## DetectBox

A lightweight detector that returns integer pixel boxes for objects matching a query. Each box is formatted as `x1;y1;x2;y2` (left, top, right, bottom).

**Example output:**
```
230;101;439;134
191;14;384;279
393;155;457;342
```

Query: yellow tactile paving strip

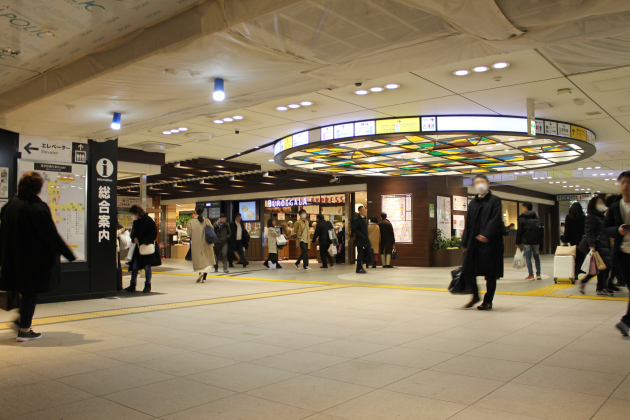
0;284;348;331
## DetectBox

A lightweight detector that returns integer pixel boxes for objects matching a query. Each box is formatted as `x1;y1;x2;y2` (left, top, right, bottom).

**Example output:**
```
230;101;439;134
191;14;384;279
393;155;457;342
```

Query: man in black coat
461;174;504;310
516;201;543;280
127;205;161;293
378;212;396;268
229;213;249;268
213;213;232;273
0;171;76;341
352;206;371;274
604;171;630;336
312;214;334;268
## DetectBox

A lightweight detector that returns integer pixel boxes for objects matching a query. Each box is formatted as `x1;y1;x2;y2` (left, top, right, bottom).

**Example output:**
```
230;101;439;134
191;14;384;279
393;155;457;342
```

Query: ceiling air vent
534;102;554;109
585;111;601;116
185;132;214;142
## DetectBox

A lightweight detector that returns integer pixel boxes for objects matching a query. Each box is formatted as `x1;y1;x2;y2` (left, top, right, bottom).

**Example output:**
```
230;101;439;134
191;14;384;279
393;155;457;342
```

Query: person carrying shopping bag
187;207;216;283
266;218;285;269
125;205;161;293
579;196;613;296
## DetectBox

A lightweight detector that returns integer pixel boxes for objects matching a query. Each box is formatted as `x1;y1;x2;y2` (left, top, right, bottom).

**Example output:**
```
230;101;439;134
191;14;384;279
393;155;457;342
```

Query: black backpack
525;217;544;244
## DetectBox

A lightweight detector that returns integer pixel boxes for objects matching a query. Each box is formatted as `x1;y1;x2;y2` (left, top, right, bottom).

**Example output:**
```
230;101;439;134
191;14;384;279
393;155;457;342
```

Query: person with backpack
187;206;216;283
212;213;231;273
312;214;335;268
516;202;544;280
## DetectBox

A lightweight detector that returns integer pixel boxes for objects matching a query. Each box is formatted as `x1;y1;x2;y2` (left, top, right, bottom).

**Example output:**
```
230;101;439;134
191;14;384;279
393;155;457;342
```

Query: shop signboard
266;197;308;208
292;131;309;147
321;126;334;141
421;116;436;131
376;118;420;134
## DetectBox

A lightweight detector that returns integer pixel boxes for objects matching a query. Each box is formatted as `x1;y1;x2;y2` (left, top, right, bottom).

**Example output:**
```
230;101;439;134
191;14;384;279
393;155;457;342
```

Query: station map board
381;193;412;243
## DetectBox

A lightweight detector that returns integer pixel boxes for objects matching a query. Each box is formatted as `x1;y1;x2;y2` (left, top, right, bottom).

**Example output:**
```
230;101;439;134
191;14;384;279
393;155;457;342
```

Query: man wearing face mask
294;209;311;270
461;174;504;310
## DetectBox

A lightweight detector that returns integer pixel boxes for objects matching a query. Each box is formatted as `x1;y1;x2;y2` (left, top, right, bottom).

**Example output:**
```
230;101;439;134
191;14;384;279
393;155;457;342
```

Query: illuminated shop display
272;116;596;176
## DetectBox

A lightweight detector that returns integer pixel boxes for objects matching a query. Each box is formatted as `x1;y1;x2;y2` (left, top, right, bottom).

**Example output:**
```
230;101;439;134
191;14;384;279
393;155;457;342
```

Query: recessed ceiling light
340;143;346;146
563;186;567;188
562;181;567;183
578;167;583;170
487;146;493;149
549;181;553;184
504;149;509;152
233;115;243;120
492;62;510;69
527;141;532;144
170;129;179;133
605;179;610;181
223;117;233;122
214;120;224;124
300;101;312;106
595;166;601;169
370;87;384;92
162;131;171;135
385;84;400;89
288;104;300;109
453;70;470;76
507;138;515;141
473;66;490;72
556;181;560;183
586;167;592;169
276;106;288;111
355;90;369;95
268;159;274;162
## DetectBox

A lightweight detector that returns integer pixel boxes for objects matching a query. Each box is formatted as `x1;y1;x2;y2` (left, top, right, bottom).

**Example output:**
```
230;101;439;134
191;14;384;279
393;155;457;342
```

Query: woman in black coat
0;171;76;341
378;213;396;268
562;202;586;281
125;205;160;293
579;196;612;296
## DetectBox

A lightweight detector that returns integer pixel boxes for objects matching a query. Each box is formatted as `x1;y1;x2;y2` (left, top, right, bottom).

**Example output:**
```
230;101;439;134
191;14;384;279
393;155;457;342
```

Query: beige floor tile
0;366;49;389
303;415;346;420
157;334;242;351
208;326;285;341
464;343;556;364
8;397;154;420
511;364;625;397
401;336;485;354
493;332;575;351
254;319;325;332
299;324;372;339
247;375;373;412
0;380;92;419
61;335;148;353
611;375;630;400
95;342;188;364
385;370;504;405
0;342;87;364
21;353;125;379
104;377;234;417
360;347;455;369
57;364;174;396
311;360;419;388
592;398;630;420
449;406;544;420
432;327;509;343
475;383;606;420
301;339;389;359
200;342;291;362
251;349;349;374
186;362;299;392
540;348;630;375
251;332;334;349
345;330;419;346
323;389;466;420
136;352;239;376
429;355;534;381
161;393;313;420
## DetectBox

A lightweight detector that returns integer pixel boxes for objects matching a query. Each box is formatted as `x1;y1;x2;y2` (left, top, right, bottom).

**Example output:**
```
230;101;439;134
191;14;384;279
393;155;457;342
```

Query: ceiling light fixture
300;101;312;106
111;112;121;130
492;62;510;69
385;84;400;89
473;66;490;72
223;117;233;122
595;166;601;169
178;127;187;131
213;78;225;101
355;90;369;95
453;70;470;76
276;106;288;111
557;88;572;95
213;120;224;124
170;129;179;133
268;159;274;162
288;104;300;109
162;131;171;135
370;87;384;92
233;115;243;120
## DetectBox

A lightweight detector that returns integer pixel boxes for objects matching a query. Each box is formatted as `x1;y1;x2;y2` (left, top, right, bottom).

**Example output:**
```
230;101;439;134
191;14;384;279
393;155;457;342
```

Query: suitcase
553;255;575;284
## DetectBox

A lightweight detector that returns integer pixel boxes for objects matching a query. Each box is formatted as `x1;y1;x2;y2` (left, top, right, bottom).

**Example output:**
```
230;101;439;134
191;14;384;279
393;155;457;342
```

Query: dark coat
378;218;396;254
461;191;504;279
516;210;541;245
229;221;250;248
584;209;611;266
352;215;371;248
312;220;333;246
604;196;625;267
562;214;585;246
212;220;231;246
0;194;76;294
129;214;161;269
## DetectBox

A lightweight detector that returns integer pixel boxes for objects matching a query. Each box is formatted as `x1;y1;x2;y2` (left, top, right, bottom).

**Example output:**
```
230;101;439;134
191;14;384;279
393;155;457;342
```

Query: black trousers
469;275;497;304
581;268;610;291
296;242;309;267
19;293;37;329
228;240;247;264
618;252;630;325
356;246;367;270
319;243;333;267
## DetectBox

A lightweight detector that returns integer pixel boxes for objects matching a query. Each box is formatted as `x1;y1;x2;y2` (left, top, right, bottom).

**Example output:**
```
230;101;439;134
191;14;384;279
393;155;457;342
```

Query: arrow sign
23;142;39;154
78;144;84;150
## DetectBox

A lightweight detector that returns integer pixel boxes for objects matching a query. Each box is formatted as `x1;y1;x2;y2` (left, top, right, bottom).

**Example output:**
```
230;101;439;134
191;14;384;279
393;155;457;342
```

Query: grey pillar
140;174;147;209
345;192;351;264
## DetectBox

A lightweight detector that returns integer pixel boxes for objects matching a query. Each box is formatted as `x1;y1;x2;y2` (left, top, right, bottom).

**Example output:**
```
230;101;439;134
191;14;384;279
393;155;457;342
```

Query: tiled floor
0;258;628;419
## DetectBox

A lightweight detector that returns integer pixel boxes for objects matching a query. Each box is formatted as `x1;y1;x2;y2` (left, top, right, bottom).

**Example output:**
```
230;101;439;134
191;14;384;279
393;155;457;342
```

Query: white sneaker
304;266;311;270
295;263;301;269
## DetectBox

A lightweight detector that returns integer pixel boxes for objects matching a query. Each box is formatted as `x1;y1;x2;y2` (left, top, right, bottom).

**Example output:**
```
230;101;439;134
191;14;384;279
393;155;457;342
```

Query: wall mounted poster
382;193;412;243
436;196;452;239
0;167;8;199
453;215;466;238
453;195;468;211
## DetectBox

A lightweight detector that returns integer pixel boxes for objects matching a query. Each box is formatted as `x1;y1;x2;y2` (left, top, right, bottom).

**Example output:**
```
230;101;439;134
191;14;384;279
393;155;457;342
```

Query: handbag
328;244;338;256
593;251;607;271
392;247;399;260
448;267;472;294
139;242;155;256
555;245;576;257
204;223;218;245
329;229;339;246
581;250;593;274
276;235;287;248
589;254;597;275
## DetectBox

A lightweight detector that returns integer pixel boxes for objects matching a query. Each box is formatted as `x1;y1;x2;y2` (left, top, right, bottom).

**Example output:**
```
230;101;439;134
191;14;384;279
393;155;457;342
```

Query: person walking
266;218;284;269
461;175;503;310
126;205;161;293
352;206;371;274
229;213;249;268
562;202;586;282
213;213;231;273
368;216;381;269
605;194;623;290
312;214;334;268
0;171;76;341
294;209;311;270
378;212;396;268
516;202;544;280
187;207;216;283
336;223;346;264
604;172;630;336
579;196;613;296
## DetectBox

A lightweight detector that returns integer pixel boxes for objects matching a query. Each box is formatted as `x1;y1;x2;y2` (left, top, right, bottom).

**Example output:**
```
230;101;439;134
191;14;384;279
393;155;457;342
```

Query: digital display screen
239;201;258;221
354;120;375;136
334;123;354;139
437;116;527;132
376;118;420;134
321;126;334;141
292;131;309;147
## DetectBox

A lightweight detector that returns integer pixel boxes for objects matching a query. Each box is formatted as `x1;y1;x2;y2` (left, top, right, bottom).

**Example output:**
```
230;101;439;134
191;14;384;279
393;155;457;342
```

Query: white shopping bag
513;248;526;269
581;250;593;274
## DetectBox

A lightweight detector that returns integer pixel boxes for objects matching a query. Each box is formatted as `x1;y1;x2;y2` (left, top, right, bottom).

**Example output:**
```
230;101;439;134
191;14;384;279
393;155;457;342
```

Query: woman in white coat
266;218;284;269
187;207;216;283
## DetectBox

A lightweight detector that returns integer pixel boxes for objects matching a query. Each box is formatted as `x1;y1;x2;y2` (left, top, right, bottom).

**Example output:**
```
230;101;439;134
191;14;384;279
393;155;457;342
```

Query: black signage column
89;139;118;293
